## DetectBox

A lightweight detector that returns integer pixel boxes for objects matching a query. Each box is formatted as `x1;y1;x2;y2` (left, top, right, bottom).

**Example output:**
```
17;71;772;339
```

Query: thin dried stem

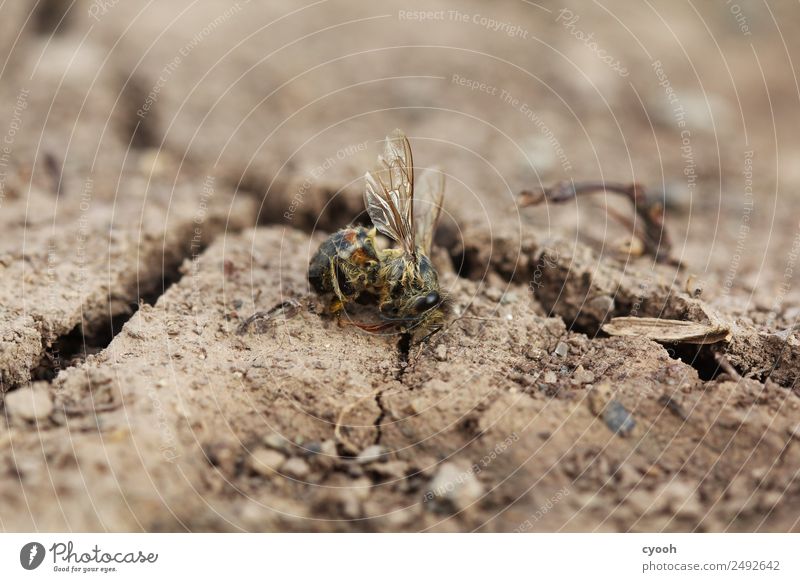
334;389;380;455
520;180;683;268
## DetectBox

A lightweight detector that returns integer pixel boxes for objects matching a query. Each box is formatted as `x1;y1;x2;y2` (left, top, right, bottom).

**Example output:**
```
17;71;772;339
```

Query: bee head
412;291;441;313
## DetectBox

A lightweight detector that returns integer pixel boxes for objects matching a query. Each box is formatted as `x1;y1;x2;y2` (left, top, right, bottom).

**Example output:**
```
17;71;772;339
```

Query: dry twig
520;180;682;267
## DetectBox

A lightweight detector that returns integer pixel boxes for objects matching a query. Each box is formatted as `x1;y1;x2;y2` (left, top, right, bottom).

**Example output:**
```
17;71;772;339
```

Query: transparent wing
364;129;416;256
413;167;445;255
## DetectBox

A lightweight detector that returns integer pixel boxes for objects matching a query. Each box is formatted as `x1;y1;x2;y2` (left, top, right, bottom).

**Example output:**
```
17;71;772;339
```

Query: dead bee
308;129;448;340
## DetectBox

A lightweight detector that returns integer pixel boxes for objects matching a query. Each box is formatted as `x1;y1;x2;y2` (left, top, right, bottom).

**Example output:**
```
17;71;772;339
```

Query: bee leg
327;257;349;318
415;324;443;345
409;326;442;361
237;299;302;334
329;298;345;320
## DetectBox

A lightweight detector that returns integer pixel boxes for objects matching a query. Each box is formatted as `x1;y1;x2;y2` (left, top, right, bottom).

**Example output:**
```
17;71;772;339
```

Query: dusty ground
2;0;800;532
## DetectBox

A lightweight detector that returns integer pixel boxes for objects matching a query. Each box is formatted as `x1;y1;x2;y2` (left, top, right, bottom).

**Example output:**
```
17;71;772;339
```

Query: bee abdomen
308;237;337;293
308;227;378;298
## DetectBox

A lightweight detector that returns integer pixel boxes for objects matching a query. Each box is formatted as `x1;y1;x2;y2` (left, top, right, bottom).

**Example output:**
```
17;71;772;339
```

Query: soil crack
18;225;251;390
372;333;413;446
373;389;387;446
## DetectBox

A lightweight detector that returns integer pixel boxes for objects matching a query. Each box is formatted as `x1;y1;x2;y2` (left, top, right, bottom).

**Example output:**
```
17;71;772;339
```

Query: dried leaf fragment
602;316;731;344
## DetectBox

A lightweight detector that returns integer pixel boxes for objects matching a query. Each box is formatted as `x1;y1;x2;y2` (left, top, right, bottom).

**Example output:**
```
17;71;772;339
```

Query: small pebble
282;457;310;479
500;291;518;305
205;442;239;474
356;445;388;464
4;387;53;421
758;491;783;511
427;462;484;512
526;348;542;360
368;460;408;479
602;400;636;437
263;433;291;453
543;371;558;384
125;328;145;339
347;464;365;478
340;478;373;517
628;490;665;515
249;449;286;477
572;365;595;385
308;439;339;470
485;287;503;302
435;345;447;362
632;482;703;519
554;342;569;357
303;441;323;455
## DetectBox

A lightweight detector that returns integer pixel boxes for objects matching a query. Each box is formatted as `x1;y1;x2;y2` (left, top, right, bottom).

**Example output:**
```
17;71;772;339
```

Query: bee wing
364;129;416;256
413;167;445;255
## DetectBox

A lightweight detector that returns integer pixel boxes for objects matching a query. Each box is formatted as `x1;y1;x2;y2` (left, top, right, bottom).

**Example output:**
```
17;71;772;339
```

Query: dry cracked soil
2;0;800;532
